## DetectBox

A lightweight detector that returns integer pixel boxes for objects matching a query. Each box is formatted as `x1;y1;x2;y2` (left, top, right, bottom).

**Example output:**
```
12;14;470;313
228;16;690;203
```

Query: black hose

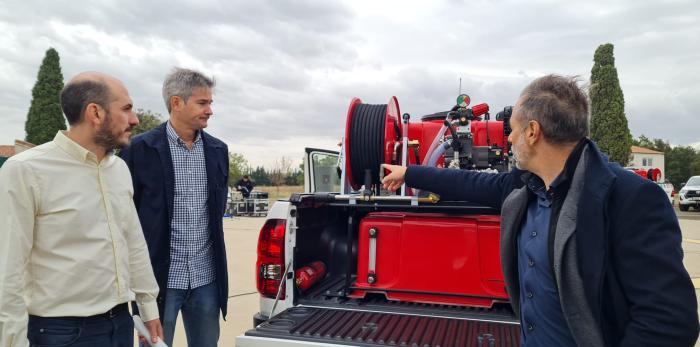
349;103;387;188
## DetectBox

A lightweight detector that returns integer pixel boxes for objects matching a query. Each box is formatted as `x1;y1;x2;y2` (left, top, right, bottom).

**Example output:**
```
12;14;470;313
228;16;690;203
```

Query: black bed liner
245;276;520;346
298;275;516;322
246;306;520;347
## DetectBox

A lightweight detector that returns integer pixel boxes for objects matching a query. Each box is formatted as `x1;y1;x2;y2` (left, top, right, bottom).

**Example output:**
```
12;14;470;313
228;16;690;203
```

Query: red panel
406;122;444;167
471;120;506;148
351;212;508;307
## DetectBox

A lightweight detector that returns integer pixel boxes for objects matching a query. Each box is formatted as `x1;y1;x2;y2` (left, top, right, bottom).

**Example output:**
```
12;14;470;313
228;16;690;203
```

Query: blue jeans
161;281;220;347
27;305;133;347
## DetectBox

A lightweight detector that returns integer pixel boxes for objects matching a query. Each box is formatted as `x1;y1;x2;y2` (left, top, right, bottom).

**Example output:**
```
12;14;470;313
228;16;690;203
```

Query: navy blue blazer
405;139;699;346
119;123;229;318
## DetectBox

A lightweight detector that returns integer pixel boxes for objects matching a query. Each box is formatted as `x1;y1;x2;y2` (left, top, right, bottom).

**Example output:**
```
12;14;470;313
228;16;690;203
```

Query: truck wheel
680;205;689;212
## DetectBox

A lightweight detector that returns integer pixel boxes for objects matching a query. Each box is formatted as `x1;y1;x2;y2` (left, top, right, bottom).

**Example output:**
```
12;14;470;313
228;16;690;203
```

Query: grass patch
255;185;304;201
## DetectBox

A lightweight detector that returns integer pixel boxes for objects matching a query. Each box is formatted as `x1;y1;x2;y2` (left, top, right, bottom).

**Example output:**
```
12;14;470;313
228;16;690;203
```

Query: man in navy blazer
120;68;229;347
383;75;698;346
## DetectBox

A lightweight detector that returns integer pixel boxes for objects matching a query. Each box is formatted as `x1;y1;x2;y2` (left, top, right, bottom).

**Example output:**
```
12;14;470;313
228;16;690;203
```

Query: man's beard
93;113;131;151
512;134;531;170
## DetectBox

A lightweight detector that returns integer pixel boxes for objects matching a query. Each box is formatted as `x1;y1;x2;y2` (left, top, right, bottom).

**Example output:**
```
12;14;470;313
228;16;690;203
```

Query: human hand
140;318;164;345
381;164;407;192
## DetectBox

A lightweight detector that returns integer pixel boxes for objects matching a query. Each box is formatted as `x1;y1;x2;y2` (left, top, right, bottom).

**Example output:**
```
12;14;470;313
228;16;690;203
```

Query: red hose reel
343;96;507;191
343;97;401;191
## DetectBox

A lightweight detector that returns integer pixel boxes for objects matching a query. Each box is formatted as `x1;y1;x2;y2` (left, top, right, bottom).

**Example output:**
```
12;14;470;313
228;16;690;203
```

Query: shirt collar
524;138;587;197
53;131;109;164
166;121;202;147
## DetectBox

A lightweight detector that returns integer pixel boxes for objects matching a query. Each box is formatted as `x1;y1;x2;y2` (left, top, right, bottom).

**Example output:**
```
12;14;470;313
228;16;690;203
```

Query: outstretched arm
383;164;519;209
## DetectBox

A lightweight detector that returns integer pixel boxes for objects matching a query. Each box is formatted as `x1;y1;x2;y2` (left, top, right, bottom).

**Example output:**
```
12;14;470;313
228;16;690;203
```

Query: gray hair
162;67;215;113
517;74;589;144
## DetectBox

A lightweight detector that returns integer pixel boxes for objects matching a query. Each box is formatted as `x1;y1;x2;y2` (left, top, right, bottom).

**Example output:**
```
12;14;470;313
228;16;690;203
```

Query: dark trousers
161;281;220;347
27;304;133;347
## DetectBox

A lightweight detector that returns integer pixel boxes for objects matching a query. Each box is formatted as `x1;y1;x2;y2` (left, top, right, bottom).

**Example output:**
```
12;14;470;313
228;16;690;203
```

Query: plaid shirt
165;122;216;289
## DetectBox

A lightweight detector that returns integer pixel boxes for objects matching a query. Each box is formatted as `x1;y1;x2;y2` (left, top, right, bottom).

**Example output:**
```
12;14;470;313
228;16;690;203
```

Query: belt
29;303;129;321
93;303;129;319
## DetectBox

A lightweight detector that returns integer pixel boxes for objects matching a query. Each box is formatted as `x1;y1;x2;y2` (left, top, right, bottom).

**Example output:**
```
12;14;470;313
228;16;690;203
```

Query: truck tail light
256;219;286;299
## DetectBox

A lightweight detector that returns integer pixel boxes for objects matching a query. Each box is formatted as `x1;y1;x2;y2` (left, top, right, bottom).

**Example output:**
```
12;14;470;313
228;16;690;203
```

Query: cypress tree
25;48;66;145
589;43;632;165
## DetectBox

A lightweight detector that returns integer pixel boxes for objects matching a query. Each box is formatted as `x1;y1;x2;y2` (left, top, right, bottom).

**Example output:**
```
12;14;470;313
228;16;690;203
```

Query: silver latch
368;227;378;284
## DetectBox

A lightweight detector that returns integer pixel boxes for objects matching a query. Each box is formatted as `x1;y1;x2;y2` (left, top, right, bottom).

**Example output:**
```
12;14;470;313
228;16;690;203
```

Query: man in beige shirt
0;72;163;347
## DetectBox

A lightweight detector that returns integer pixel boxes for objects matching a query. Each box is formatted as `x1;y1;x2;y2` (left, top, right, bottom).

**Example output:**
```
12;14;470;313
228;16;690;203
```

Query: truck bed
239;197;520;346
242;305;520;347
242;275;520;347
298;275;516;322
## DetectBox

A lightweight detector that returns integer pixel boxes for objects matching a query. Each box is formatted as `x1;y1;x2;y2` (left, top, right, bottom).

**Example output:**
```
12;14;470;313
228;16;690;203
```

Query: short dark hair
518;75;589;144
60;80;111;125
243;175;250;179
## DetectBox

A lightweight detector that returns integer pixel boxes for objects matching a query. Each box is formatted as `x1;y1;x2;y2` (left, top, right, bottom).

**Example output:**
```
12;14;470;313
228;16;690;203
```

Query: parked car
679;176;700;211
657;181;675;205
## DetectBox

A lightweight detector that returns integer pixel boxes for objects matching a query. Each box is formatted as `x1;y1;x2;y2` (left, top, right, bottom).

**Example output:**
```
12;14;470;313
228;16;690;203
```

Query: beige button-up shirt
0;131;159;347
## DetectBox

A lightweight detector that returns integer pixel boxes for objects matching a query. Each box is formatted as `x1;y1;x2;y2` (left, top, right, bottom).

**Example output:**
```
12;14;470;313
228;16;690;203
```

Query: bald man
0;72;163;347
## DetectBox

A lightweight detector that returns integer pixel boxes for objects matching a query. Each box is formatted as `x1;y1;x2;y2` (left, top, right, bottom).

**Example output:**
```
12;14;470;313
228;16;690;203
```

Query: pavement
678;210;700;347
165;210;700;346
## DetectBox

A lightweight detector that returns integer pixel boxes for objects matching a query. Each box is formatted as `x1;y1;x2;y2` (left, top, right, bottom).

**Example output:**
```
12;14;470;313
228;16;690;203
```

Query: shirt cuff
136;300;160;322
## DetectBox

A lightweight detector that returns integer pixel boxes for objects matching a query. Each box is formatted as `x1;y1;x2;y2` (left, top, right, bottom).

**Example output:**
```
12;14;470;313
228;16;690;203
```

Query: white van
679;176;700;211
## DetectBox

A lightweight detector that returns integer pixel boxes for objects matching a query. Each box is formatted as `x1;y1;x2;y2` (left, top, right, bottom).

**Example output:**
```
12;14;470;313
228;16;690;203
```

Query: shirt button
527;324;534;331
531;231;537;237
527;292;534;299
528;259;535;267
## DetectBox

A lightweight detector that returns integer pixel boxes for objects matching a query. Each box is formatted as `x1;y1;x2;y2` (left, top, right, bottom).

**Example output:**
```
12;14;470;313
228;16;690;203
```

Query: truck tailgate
239;306;520;347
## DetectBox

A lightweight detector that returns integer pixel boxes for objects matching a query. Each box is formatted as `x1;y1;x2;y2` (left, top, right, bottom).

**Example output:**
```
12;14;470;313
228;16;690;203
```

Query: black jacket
405;139;699;346
235;178;254;198
119;123;229;318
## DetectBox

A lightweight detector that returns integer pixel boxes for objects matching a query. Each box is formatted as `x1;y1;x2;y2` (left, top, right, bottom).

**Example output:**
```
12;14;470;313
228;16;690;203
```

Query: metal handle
367;227;378;284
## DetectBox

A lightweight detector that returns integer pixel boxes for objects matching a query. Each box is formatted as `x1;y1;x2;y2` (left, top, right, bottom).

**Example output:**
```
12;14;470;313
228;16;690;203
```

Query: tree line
228;153;303;188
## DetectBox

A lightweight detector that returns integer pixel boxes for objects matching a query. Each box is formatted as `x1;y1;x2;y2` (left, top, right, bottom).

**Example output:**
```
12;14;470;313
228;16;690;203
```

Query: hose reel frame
344;97;401;191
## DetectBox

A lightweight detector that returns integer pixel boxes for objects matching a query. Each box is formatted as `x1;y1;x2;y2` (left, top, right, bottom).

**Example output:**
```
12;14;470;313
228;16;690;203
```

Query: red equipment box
350;212;508;307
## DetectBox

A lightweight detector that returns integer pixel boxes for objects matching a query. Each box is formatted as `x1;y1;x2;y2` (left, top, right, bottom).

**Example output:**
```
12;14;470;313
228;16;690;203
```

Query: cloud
0;0;698;168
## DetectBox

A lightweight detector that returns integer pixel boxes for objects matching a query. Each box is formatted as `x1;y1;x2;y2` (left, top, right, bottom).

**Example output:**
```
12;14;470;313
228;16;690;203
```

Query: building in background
0;140;35;168
629;145;665;180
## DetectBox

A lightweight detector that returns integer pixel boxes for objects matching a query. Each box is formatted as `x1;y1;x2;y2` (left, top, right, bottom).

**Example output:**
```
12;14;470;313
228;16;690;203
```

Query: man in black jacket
236;175;254;198
120;68;229;347
382;75;699;346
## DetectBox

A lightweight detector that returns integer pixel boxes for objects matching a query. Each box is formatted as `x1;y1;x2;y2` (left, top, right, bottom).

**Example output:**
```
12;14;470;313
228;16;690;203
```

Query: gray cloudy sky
1;0;698;168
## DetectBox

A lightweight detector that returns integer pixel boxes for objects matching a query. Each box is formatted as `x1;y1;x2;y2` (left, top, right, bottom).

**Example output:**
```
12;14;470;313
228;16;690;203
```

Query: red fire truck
236;95;521;346
627;167;676;204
